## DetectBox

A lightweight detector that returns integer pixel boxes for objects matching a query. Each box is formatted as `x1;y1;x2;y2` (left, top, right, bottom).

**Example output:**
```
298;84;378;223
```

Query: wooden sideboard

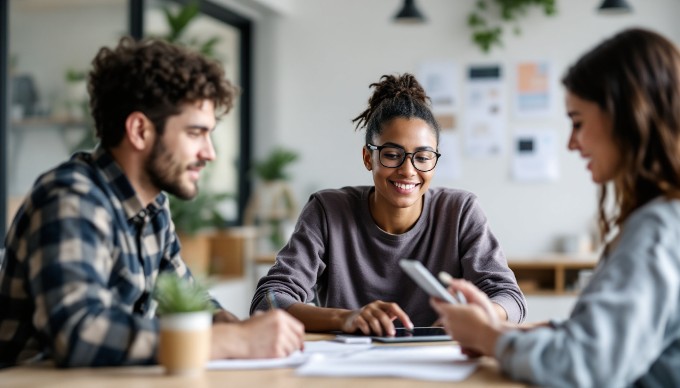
253;253;599;296
508;254;598;295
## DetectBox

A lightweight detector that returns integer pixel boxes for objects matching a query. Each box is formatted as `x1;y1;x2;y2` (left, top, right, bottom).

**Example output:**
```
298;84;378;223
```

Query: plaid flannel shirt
0;147;219;367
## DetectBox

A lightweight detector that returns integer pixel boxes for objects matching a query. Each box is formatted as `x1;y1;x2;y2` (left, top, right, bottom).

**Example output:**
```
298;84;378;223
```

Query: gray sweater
250;186;526;325
496;198;680;387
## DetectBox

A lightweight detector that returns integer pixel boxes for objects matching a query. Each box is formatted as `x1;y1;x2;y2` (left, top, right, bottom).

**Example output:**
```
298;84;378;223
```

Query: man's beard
145;138;205;200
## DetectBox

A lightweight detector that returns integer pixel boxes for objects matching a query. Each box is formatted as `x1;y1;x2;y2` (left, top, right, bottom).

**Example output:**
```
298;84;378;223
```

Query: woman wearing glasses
250;73;526;336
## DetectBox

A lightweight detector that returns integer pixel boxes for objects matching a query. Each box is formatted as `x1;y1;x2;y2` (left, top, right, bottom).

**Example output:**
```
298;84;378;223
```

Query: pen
266;290;279;310
437;272;467;304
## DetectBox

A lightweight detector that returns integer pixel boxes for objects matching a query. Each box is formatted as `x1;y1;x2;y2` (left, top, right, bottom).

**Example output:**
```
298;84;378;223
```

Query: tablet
370;327;451;343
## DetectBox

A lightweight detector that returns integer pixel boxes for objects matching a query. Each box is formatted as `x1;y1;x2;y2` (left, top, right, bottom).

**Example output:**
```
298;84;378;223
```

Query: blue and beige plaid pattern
0;147;217;367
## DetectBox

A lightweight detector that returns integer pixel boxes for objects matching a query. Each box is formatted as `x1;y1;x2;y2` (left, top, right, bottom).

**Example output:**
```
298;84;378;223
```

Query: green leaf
468;0;557;54
169;190;235;236
162;1;201;43
153;273;215;315
252;148;299;181
65;68;86;82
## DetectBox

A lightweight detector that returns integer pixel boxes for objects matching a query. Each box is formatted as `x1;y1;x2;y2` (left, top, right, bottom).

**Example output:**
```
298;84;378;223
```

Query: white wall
8;1;127;196
246;0;680;256
8;0;680;257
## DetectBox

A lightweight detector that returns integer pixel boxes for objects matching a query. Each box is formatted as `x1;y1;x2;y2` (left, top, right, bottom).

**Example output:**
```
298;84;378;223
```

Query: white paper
303;340;374;355
418;61;460;143
418;61;458;112
296;345;478;382
207;340;373;370
207;351;309;370
464;65;505;158
511;128;559;182
513;60;554;119
432;131;461;182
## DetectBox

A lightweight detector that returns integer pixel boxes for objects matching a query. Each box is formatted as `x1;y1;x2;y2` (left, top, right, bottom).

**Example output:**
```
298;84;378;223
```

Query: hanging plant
468;0;557;53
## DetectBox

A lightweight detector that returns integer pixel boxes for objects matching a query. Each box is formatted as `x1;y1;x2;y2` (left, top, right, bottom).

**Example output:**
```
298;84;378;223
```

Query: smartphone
399;259;459;304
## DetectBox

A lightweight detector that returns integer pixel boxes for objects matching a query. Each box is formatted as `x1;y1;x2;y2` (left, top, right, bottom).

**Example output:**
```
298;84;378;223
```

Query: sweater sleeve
458;196;527;323
495;204;680;387
250;196;327;314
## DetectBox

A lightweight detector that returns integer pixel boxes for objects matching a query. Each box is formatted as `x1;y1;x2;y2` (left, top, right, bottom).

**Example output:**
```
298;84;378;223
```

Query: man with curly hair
0;37;304;368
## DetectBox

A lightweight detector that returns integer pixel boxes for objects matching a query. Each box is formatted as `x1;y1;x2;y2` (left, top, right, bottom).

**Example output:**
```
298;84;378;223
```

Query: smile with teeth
392;181;418;191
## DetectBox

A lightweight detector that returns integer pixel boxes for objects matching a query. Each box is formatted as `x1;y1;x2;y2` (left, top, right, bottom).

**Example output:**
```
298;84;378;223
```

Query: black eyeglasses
366;143;441;172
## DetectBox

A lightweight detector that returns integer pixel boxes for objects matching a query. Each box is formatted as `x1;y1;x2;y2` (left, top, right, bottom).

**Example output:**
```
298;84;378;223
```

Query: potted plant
153;273;214;376
245;147;299;251
169;189;233;277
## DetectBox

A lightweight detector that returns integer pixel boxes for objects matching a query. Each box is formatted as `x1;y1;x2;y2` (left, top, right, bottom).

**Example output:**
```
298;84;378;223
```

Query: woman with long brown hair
432;28;680;386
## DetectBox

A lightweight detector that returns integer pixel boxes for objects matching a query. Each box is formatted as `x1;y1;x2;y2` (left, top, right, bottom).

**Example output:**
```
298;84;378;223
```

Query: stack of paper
207;340;478;382
207;340;372;370
296;345;478;382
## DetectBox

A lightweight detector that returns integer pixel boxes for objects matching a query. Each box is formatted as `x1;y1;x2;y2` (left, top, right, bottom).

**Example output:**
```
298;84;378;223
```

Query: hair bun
353;73;430;131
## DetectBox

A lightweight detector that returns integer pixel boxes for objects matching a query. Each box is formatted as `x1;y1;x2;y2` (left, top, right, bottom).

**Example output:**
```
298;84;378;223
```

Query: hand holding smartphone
399;259;466;304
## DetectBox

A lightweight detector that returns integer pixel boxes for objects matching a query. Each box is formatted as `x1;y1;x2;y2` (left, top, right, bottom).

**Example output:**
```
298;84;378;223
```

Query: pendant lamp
598;0;633;14
393;0;426;24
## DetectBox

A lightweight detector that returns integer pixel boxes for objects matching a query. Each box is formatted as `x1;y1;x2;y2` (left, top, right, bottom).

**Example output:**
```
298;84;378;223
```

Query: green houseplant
153;272;215;315
246;148;299;250
169;190;233;237
252;147;299;181
158;1;220;58
468;0;557;53
168;184;234;276
153;273;213;376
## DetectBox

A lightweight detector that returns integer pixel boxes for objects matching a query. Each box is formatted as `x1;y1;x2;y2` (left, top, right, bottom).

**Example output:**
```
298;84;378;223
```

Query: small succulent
152;273;215;315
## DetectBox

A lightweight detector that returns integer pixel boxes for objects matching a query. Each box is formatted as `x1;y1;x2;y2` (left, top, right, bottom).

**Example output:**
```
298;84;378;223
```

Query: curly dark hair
88;36;238;149
352;73;440;145
562;28;680;245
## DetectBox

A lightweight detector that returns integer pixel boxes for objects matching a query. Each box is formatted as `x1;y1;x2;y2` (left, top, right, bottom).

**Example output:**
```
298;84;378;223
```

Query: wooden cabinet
178;227;257;279
508;254;598;295
210;227;257;278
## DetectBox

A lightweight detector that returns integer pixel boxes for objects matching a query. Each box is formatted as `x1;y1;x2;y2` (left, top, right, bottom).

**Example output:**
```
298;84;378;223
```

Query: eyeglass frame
366;143;441;172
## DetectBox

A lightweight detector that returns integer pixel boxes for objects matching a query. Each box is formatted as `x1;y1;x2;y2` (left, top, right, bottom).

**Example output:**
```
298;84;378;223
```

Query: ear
362;146;372;171
124;111;154;151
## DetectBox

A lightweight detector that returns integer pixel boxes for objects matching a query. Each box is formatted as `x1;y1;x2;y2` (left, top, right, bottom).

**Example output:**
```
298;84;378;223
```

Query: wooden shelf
508;254;598;295
251;252;598;296
254;253;276;266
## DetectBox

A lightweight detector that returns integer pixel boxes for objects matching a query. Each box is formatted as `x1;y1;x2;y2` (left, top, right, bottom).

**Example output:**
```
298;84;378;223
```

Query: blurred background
2;0;675;318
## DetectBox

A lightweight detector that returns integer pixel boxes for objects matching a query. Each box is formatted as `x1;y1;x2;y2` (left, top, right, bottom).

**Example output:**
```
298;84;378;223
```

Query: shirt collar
87;146;167;221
